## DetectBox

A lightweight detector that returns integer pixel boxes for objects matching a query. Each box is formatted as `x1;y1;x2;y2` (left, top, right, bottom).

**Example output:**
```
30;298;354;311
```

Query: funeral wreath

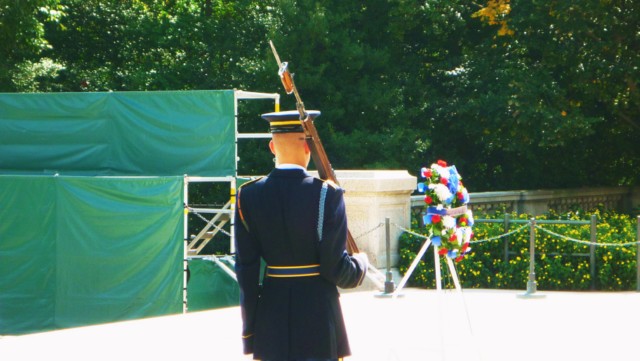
417;160;474;261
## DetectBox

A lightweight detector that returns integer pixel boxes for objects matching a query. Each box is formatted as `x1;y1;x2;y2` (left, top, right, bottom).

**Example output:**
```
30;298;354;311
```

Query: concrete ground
2;288;639;361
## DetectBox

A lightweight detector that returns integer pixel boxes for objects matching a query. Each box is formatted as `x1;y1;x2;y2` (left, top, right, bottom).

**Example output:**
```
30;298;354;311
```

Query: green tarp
0;90;236;176
187;258;239;312
0;90;243;335
0;175;184;335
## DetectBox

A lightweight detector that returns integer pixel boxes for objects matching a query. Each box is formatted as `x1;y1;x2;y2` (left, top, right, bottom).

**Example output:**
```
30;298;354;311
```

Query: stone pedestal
315;170;417;269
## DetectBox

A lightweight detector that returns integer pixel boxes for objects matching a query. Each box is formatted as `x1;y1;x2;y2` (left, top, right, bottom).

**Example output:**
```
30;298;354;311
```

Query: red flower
425;169;432;178
440;178;448;186
455;255;464;262
457;191;464;200
424;195;433;204
461;242;469;253
437;160;448;167
458;217;467;226
432;215;441;223
449;234;457;243
438;248;449;255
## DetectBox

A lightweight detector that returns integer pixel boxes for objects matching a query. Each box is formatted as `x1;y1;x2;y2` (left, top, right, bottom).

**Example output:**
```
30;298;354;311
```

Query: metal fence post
518;217;545;299
384;217;395;294
526;218;537;294
517;218;545;298
590;214;597;290
504;213;511;263
518;218;545;299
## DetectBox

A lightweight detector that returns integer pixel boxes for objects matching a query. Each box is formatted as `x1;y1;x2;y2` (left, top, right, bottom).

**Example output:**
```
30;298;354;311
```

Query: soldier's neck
275;154;309;169
276;163;306;170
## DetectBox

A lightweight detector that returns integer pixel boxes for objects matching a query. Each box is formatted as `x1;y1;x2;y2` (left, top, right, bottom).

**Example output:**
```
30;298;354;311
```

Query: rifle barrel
269;40;283;67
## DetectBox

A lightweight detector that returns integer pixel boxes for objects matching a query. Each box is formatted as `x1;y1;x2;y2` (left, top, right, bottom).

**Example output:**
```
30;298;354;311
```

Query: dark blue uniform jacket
234;168;367;360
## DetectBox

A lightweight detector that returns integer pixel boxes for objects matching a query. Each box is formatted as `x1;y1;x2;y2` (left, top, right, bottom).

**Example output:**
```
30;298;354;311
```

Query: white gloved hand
352;252;369;269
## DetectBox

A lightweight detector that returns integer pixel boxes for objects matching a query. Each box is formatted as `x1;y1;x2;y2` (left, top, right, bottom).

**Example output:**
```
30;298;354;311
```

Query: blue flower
417;182;426;193
447;166;460;195
445;194;455;205
423;214;430;225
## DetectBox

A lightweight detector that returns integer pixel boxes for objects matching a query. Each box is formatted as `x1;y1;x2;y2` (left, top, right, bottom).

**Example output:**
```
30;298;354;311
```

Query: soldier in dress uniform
234;110;369;361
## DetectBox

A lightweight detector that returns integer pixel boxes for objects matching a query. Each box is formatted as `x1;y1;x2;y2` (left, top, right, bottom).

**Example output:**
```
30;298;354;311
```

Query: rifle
269;40;360;255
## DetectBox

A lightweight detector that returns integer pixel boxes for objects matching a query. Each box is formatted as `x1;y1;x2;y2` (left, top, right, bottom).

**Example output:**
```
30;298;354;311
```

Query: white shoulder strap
317;182;329;241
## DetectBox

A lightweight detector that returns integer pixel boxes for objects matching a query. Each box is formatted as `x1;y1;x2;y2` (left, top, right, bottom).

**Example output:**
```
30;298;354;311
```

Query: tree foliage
0;0;65;91
1;0;638;190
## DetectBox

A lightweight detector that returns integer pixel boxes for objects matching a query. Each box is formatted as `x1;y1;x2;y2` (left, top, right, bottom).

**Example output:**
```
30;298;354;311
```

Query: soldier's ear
303;140;310;154
269;140;276;155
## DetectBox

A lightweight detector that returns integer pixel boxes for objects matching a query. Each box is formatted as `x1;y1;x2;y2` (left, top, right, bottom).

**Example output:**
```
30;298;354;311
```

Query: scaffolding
183;90;279;255
181;90;280;312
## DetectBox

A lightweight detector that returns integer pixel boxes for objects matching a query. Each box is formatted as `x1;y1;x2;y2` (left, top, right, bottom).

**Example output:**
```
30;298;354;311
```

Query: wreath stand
392;237;461;298
391;237;480;360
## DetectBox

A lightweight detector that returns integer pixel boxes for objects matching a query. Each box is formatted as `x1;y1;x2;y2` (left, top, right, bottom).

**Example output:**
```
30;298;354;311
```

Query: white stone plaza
2;288;639;361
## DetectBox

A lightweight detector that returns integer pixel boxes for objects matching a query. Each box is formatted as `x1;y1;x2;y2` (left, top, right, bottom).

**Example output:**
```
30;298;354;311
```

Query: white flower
464;228;472;243
434;184;452;202
454;229;465;246
455;227;473;245
432;164;449;179
442;216;456;229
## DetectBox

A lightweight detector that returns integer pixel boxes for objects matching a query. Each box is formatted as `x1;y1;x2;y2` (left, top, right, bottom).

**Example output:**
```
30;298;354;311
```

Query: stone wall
412;186;640;217
312;170;417;268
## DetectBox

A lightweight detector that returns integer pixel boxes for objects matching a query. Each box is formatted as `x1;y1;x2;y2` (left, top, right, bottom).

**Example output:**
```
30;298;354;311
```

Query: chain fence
388;218;640;247
184;206;640;291
535;225;640;247
185;209;640;252
376;216;640;292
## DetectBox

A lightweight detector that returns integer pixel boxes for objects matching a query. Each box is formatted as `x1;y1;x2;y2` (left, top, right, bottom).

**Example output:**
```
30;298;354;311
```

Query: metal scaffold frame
182;90;280;312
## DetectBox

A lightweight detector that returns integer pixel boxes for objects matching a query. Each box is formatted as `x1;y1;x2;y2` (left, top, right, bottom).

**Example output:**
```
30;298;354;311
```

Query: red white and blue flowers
417;160;474;262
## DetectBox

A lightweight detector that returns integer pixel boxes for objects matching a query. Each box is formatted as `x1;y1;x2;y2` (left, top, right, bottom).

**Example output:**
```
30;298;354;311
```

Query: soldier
234;110;368;361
